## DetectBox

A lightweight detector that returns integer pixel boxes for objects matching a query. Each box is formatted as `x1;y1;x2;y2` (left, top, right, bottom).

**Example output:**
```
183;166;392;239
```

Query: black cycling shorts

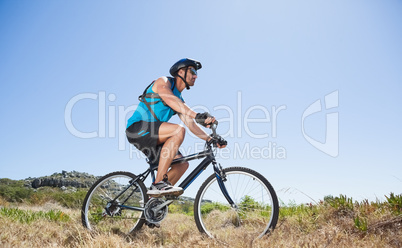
126;121;163;164
126;121;182;165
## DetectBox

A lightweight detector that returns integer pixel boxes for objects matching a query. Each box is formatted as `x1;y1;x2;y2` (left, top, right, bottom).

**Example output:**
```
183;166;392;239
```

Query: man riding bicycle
126;58;227;197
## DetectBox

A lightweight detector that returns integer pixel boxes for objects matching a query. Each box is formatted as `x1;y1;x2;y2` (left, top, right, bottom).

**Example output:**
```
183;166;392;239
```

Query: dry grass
0;200;401;248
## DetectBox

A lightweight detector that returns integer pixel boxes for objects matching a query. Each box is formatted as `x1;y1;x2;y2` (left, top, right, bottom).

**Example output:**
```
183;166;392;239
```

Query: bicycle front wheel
194;167;279;242
81;171;147;235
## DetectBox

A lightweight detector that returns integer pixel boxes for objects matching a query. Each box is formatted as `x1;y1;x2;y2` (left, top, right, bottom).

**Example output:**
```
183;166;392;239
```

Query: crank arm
152;200;173;213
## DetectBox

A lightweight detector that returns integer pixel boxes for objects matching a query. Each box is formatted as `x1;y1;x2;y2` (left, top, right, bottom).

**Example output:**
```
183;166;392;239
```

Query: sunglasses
188;67;197;76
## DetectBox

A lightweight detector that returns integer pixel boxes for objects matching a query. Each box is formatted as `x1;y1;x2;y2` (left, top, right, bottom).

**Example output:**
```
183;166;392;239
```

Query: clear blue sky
1;0;401;204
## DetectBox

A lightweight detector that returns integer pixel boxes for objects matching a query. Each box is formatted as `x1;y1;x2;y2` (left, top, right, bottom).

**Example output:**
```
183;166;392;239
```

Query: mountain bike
81;124;279;243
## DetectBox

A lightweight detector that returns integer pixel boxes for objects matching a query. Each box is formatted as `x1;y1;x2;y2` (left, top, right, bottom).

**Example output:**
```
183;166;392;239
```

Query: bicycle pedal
146;222;160;229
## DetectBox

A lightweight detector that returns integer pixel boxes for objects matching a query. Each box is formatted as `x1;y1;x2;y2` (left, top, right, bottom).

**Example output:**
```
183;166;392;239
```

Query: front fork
212;161;236;208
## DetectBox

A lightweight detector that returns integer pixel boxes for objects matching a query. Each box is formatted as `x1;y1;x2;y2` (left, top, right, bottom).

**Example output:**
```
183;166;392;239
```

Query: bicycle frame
114;142;236;213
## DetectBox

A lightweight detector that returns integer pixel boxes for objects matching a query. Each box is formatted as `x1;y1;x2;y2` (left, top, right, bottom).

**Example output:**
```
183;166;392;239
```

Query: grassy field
0;190;401;248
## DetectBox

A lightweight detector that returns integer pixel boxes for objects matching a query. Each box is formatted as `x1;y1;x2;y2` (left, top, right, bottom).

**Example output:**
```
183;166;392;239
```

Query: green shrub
240;195;259;209
169;201;194;216
0;179;88;208
0;179;33;202
0;207;70;224
28;187;88;208
325;194;354;211
385;192;402;215
50;190;87;208
354;215;368;232
200;202;230;215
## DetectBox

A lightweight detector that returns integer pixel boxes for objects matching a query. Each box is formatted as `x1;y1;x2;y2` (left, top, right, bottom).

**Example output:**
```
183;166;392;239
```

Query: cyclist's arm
178;113;211;141
154;77;196;119
180;113;226;148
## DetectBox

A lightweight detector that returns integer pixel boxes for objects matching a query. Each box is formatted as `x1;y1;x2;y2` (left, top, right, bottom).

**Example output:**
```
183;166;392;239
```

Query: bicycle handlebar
210;121;218;138
206;122;221;148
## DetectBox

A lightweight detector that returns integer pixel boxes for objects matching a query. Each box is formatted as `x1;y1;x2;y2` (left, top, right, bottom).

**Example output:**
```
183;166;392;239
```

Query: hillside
0;173;401;247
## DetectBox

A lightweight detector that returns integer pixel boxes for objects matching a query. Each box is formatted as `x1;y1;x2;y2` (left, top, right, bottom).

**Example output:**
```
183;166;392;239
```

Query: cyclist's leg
155;122;186;183
167;153;189;185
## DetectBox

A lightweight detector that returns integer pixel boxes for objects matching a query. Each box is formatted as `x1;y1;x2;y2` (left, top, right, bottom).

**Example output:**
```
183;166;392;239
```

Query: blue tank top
127;78;184;128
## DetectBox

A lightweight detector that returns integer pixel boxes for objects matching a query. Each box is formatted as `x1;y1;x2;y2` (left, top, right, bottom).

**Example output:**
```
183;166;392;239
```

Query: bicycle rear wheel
81;171;147;235
194;167;279;243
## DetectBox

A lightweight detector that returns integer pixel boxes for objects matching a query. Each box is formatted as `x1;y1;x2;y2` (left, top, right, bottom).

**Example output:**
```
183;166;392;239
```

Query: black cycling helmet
169;58;202;90
169;58;202;76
